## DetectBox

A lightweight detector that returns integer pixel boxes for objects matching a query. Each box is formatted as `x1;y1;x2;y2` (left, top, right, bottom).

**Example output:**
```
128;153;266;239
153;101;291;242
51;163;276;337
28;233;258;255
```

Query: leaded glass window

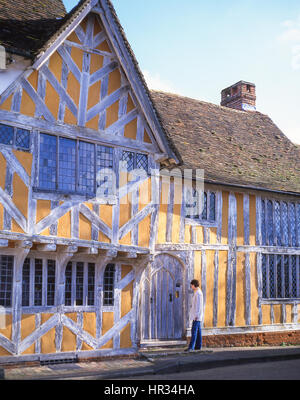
96;145;114;197
65;262;72;307
64;261;96;307
0;124;13;145
87;263;95;306
79;141;95;195
0;255;14;307
58;137;76;192
21;258;56;307
103;264;115;306
0;124;30;150
47;260;56;306
22;258;30;307
34;259;43;306
121;150;148;173
262;254;300;299
39;133;57;190
260;198;300;248
75;262;84;306
38;133;115;197
185;189;216;223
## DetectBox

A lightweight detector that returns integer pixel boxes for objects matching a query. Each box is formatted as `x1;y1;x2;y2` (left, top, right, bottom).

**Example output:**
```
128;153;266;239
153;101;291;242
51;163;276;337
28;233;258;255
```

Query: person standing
186;279;203;352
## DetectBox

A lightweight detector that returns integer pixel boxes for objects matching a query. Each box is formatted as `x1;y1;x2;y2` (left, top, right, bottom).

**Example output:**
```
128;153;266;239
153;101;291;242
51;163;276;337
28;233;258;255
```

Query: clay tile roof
0;0;67;56
150;90;300;195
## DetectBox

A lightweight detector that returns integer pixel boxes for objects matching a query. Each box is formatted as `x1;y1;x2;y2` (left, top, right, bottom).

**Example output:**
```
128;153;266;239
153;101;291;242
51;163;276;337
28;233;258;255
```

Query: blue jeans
189;320;202;350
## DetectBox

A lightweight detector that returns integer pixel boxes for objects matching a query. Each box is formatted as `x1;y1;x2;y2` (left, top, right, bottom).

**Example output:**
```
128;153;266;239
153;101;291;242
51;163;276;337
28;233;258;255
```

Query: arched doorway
140;254;185;342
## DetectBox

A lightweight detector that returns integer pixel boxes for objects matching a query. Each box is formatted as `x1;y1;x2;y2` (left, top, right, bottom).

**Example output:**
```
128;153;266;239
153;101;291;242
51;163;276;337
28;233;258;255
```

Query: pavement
1;345;300;380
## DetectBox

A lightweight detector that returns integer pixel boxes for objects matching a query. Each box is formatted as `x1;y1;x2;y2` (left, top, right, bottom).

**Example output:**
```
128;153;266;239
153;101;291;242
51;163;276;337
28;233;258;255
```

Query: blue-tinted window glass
282;202;288;246
209;192;216;221
290;203;297;247
136;153;148;172
39;133;57;190
202;192;207;220
0;255;14;307
267;200;274;246
78;141;95;195
87;263;95;306
34;259;43;307
22;258;30;307
65;262;72;306
16;128;30;150
0;124;14;145
122;151;134;172
58;137;76;192
97;145;114;196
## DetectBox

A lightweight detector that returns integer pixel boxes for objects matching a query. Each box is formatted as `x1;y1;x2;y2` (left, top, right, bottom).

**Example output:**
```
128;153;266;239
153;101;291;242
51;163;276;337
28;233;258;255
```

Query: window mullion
76;139;79;192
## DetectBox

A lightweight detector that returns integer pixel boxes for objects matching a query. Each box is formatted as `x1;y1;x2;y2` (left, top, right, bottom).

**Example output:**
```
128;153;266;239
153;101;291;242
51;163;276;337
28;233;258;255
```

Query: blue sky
63;0;300;144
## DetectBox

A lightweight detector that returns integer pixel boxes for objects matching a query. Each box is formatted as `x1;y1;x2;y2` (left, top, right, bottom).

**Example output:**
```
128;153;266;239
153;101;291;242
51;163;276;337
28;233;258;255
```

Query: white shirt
189;288;204;322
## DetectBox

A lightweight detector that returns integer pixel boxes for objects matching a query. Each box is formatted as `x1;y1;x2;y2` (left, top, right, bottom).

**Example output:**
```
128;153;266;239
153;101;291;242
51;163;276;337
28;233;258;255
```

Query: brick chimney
221;81;256;111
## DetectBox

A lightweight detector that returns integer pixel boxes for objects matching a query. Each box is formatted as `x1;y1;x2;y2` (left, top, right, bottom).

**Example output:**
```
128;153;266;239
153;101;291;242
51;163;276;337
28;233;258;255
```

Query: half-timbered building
0;0;299;363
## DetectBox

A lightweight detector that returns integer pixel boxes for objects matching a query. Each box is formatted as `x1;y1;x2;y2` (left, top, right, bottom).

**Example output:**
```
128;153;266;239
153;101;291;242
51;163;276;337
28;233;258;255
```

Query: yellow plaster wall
101;312;114;349
235;252;246;327
203;250;215;328
40;314;56;354
21;314;36;355
57;204;71;238
120;323;132;348
217;251;228;328
250;253;259;326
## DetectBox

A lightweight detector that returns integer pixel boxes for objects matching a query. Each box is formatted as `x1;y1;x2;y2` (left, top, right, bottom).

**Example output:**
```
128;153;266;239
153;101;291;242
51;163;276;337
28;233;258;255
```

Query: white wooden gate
140;254;184;341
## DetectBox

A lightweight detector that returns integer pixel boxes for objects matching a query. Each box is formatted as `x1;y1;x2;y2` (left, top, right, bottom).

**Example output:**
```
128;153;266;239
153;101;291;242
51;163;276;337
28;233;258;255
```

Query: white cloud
142;70;179;94
278;15;300;70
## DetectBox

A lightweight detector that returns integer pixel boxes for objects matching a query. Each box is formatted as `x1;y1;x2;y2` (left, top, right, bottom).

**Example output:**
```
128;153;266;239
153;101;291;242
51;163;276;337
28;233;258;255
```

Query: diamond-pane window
262;254;300;299
0;124;14;145
261;198;300;248
136;153;148;172
15;128;30;150
122;151;134;172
